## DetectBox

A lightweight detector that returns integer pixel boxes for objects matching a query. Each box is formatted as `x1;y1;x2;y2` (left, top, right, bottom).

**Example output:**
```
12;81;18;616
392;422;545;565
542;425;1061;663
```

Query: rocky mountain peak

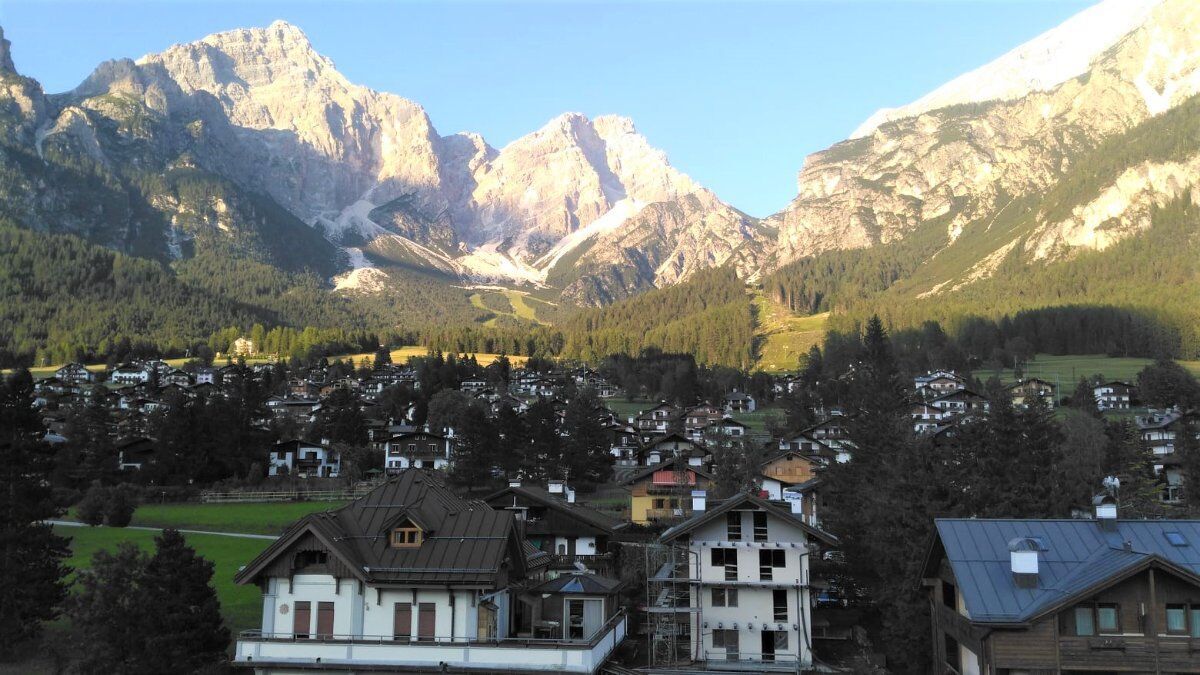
0;26;16;75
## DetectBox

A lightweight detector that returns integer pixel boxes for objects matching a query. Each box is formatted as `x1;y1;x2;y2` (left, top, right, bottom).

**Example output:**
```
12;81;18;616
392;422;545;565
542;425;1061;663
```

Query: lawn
987;354;1200;387
55;525;271;635
124;500;345;535
753;292;828;373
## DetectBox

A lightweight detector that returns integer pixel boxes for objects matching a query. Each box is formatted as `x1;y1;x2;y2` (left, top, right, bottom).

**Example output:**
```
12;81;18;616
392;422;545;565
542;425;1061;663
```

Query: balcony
646;507;691;520
1058;635;1200;672
546;553;615;572
235;610;627;674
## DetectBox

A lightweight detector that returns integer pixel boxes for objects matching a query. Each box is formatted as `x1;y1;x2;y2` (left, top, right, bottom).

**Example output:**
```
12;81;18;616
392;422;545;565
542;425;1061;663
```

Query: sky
0;0;1092;217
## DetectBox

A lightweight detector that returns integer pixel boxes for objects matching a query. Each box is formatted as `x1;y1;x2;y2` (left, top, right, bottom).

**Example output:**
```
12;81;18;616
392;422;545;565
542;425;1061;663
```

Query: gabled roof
483;484;625;533
621;456;714;486
659;492;837;546
926;518;1200;625
235;470;525;587
528;572;625;595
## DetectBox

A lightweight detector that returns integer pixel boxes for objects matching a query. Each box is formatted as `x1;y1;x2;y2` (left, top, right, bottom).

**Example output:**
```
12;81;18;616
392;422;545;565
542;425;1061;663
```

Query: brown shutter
418;602;436;641
394;602;412;640
293;601;311;638
316;601;335;638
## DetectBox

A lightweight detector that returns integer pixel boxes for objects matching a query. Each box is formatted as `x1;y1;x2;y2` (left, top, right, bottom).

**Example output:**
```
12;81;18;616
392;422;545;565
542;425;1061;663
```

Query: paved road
47;519;278;540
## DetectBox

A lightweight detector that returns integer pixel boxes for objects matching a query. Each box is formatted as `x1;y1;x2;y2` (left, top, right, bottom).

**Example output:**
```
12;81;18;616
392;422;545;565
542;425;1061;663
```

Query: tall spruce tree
560;388;613;485
0;369;70;658
140;529;230;672
820;317;934;670
69;542;150;673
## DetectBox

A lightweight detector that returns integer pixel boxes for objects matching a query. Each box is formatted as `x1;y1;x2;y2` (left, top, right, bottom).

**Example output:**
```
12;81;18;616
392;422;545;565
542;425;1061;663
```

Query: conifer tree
139;529;230;672
0;370;70;658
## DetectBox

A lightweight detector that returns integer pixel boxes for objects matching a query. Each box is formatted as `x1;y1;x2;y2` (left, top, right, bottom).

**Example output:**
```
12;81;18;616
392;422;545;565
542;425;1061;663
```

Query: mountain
65;21;760;304
3;0;1200;364
763;0;1200;354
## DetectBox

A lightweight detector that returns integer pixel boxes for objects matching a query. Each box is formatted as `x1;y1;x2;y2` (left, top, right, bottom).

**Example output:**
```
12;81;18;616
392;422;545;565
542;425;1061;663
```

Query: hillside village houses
21;350;1200;671
1096;380;1135;411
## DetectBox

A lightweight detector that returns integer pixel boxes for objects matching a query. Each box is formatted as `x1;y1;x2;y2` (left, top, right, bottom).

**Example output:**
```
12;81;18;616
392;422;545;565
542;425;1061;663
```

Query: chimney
1008;537;1040;588
1094;493;1117;529
691;490;707;513
548;480;565;495
565;487;576;504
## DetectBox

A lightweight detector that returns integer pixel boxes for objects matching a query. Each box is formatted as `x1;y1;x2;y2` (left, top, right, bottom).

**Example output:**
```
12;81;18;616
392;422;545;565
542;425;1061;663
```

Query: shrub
103;486;138;527
76;486;107;526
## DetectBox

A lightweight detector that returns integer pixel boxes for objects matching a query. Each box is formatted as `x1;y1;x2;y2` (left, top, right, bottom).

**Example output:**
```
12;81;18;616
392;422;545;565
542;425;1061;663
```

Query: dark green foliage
69;530;228;673
0;369;70;656
309;388;368;447
449;401;500;487
560;388;614;485
1137;359;1200;410
560;267;754;368
139;529;230;672
69;542;151;673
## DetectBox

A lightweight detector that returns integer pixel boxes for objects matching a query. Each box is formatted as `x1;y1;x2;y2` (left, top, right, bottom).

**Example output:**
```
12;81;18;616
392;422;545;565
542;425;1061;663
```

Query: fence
200;485;375;503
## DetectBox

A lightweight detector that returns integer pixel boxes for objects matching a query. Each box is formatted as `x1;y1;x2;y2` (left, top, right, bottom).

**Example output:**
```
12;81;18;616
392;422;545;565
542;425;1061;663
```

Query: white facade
680;507;817;667
239;574;626;673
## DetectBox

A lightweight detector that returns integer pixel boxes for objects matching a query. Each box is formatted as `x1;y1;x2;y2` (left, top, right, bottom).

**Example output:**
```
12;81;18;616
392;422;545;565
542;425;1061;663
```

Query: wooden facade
928;560;1200;674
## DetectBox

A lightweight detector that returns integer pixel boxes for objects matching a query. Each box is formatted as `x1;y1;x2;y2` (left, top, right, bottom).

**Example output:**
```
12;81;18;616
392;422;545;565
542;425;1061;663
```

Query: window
753;512;768;542
759;549;785;581
726;512;742;540
711;588;738;607
712;629;739;659
773;589;788;622
1191;609;1200;638
1074;606;1095;636
394;603;412;640
942;580;957;610
1097;604;1119;633
293;601;311;639
390;519;423;548
711;548;737;581
1165;531;1188;546
1167;604;1188;634
294;550;328;570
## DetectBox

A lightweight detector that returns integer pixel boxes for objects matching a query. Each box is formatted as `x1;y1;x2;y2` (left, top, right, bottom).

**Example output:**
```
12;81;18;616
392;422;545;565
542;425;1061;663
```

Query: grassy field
987;354;1200;387
56;525;271;634
124;500;344;535
753;292;827;373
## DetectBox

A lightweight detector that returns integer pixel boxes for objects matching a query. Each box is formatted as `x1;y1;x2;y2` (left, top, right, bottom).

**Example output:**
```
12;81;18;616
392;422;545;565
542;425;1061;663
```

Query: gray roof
928;518;1200;625
483;485;624;533
236;470;533;587
659;492;837;546
528;572;624;595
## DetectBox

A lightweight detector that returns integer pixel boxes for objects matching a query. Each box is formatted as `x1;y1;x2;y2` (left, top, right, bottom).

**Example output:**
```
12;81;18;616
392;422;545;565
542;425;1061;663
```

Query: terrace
234;609;628;673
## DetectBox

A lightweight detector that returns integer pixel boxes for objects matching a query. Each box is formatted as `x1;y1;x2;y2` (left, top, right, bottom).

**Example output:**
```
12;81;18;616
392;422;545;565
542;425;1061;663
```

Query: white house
110;363;151;385
267;439;341;478
233;471;627;673
657;492;837;669
1094;381;1134;411
384;430;452;472
55;362;94;384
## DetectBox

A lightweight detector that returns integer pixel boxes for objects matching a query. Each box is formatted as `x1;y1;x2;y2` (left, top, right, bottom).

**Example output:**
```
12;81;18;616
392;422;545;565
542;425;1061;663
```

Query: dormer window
390;519;424;548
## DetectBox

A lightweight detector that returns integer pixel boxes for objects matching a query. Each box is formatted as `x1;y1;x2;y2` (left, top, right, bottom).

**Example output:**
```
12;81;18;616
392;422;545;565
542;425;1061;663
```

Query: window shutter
394;602;412;640
293;601;311;639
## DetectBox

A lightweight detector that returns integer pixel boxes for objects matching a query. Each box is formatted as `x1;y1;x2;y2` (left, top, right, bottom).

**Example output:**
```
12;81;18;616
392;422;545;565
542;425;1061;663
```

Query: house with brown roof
233;470;628;673
485;480;626;575
622;457;715;524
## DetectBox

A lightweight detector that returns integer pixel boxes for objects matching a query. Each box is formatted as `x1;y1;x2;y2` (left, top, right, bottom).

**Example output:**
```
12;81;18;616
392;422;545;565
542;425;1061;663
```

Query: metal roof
931;518;1200;624
236;470;528;587
483;485;624;533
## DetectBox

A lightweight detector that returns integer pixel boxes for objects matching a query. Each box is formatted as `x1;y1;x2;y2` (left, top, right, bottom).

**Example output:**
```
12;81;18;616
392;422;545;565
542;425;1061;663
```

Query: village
9;333;1200;674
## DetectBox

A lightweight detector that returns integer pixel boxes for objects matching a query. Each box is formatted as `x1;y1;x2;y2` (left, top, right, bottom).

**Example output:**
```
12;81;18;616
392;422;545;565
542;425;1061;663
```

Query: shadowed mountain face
1;0;1198;332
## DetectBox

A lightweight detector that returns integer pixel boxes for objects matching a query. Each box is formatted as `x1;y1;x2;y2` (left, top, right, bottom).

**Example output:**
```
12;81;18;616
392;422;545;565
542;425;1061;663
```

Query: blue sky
0;0;1090;216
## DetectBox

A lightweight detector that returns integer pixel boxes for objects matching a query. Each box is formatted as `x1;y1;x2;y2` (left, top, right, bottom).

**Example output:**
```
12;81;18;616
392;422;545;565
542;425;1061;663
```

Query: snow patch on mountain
851;0;1163;138
533;198;644;272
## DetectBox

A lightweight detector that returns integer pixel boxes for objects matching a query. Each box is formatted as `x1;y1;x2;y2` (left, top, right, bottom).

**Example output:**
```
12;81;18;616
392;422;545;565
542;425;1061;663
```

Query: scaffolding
644;542;700;667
